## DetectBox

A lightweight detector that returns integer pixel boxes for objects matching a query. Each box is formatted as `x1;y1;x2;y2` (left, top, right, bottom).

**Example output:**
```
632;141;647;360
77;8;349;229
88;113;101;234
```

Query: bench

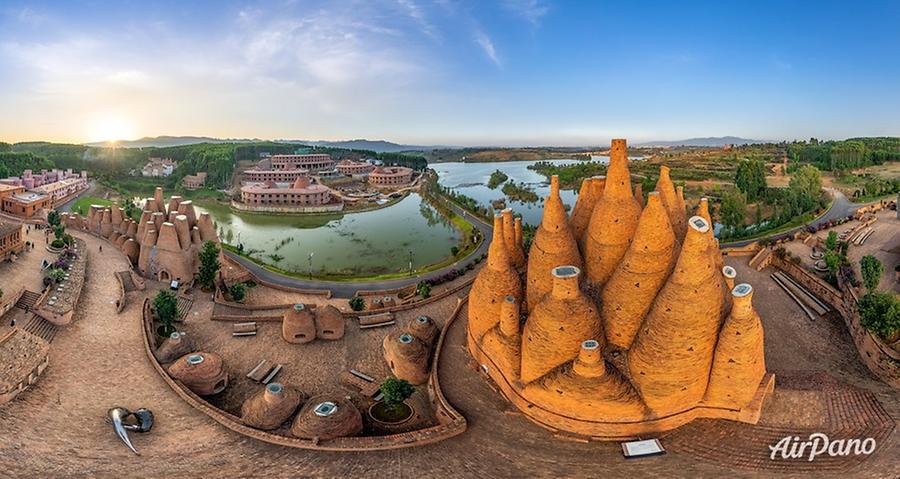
262;364;282;384
233;322;257;337
340;370;382;398
358;312;396;329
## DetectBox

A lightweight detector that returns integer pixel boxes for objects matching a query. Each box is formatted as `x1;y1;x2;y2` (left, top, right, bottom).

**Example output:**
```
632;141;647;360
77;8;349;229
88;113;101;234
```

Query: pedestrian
11;318;16;327
99;245;102;252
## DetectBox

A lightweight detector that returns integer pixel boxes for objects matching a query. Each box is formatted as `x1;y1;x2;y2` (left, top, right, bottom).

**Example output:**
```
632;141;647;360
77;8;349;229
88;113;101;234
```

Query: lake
194;193;460;277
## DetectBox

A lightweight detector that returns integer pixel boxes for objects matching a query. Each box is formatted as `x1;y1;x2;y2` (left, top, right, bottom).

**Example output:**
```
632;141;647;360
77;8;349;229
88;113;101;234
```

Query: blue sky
1;0;899;145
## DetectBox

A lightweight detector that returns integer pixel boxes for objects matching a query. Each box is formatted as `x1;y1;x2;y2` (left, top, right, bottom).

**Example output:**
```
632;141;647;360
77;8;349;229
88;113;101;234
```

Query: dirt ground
0;229;898;478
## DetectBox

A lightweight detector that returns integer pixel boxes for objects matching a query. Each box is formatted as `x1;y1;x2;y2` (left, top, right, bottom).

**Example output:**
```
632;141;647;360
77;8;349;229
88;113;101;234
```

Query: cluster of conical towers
467;139;772;438
59;187;220;282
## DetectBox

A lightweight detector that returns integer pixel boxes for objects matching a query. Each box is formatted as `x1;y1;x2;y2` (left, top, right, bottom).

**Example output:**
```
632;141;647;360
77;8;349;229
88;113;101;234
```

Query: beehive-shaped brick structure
383;332;430;385
241;382;304;431
502;208;525;269
704;284;767;409
583;140;641;287
466;139;772;440
521;266;601;384
315;305;344;340
633;182;644;209
283;304;316;344
655;166;687;243
523;340;647;422
167;352;228;396
578;176;605;252
525;176;582;311
291;395;362;440
406;315;439;346
628;216;725;416
469;215;522;343
601;192;677;350
514;217;524;251
480;295;522;381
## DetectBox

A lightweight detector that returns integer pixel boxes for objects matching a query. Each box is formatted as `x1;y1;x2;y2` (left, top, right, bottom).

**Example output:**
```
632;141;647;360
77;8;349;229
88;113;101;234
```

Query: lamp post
408;250;413;277
308;252;314;280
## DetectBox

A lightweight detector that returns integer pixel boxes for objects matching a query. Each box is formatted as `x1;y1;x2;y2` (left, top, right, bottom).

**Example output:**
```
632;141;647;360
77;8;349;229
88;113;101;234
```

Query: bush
450;246;459;257
50;239;65;248
860;255;884;292
380;377;415;406
416;281;431;299
859;292;900;341
229;283;246;302
153;290;179;326
349;296;365;311
46;268;66;283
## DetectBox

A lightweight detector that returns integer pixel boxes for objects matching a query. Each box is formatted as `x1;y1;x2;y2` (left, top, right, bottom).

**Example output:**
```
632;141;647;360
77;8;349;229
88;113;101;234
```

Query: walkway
224;199;493;298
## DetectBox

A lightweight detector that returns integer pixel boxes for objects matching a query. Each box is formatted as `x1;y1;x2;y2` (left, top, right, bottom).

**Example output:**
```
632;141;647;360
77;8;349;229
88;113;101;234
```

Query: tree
788;164;823;212
860;255;884;292
197;240;220;290
229;282;246;302
53;224;65;240
450;246;459;257
153;290;178;326
47;210;60;227
859;291;900;342
416;281;432;299
349;296;365;311
734;159;767;202
380;377;415;406
825;231;838;251
719;189;747;229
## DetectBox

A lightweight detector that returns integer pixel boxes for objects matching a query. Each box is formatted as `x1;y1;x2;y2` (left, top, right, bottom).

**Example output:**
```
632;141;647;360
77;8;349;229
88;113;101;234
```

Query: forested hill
786;137;900;171
1;141;427;189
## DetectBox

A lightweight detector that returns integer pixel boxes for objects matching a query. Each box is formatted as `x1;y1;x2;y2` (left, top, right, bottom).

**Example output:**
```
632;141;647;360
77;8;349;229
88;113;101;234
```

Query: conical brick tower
578;176;605;252
568;178;596;242
502;208;525;269
655;166;687;243
628;216;725;416
633;182;644;209
468;215;523;347
522;339;647;421
525;175;583;311
583;139;641;288
480;295;522;381
601;192;677;350
697;197;730;314
704;284;766;409
521;266;601;384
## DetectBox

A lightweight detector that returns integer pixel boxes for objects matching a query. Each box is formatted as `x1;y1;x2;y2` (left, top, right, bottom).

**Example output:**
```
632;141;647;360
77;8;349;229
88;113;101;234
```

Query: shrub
197;240;220;290
46;268;66;283
859;292;900;342
416;281;432;299
229;283;246;302
380;377;415;406
349;296;365;311
450;246;459;257
50;239;65;248
153;290;178;325
860;255;884;292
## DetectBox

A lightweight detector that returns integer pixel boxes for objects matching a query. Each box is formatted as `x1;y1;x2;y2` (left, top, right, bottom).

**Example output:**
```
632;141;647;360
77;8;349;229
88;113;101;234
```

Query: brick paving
0;230;897;478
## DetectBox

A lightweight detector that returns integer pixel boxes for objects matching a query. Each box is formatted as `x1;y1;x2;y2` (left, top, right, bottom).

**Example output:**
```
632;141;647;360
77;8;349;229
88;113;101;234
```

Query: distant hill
85;136;451;153
637;136;768;147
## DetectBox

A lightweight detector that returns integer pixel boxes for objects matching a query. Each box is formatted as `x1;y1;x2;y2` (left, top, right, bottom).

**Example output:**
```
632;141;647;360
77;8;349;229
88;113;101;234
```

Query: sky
1;0;900;146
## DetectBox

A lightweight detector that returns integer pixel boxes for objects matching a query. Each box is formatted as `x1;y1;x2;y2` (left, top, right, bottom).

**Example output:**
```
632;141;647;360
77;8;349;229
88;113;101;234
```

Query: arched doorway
159;270;171;281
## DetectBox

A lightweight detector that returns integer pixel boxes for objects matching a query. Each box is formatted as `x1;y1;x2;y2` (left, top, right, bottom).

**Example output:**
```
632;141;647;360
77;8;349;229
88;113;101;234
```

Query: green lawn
70;196;113;216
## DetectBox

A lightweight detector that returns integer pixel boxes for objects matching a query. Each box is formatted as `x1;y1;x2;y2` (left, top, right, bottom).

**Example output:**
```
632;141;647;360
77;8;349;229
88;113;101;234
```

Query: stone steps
22;315;58;343
15;290;42;311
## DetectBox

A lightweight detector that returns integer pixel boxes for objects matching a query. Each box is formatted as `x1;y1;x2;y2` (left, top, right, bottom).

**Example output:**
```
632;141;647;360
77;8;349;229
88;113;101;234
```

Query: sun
88;115;137;143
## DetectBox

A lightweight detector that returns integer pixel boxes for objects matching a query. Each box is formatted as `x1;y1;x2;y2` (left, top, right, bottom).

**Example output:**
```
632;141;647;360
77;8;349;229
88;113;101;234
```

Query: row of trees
786;137;900;171
856;255;900;343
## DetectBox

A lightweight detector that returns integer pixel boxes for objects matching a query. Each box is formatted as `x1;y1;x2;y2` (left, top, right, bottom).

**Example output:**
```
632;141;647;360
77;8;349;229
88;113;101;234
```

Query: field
69;196;113;216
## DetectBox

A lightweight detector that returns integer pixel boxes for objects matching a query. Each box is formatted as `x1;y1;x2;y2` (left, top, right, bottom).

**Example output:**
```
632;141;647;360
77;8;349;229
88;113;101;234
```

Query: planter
368;401;413;425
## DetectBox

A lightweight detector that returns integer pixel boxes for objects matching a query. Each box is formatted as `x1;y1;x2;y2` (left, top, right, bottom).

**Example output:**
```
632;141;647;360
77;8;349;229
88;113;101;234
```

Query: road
723;187;862;247
224;198;494;298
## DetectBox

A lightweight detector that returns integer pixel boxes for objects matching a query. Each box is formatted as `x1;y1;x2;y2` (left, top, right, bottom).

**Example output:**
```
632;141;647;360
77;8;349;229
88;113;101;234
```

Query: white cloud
502;0;550;27
474;29;501;67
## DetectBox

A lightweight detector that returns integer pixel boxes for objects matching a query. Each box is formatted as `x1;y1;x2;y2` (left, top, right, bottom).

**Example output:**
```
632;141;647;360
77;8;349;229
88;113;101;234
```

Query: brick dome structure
154;331;194;364
315;305;344;340
383;332;430;385
240;382;304;430
291;395;363;441
167;352;228;396
466;138;772;440
283;304;316;344
502;208;525;270
655;166;687;243
525;176;582;311
468;214;522;345
583;140;642;288
521;266;600;384
406;315;439;346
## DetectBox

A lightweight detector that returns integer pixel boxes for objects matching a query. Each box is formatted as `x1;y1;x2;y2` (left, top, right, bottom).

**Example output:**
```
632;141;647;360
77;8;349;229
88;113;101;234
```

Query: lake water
194;193;460;277
432;157;605;226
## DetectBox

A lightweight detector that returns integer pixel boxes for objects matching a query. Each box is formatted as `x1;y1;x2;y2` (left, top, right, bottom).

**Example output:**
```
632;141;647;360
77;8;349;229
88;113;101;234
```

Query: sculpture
107;407;154;455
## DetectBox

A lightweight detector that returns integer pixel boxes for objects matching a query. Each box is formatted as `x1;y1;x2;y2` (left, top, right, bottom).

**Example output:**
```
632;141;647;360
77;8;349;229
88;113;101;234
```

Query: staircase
177;295;194;321
116;271;137;292
22;315;58;343
15;290;42;311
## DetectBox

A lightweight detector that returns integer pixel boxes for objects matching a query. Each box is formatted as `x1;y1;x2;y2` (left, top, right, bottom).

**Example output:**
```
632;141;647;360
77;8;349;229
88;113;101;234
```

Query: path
224;199;493;298
724;188;863;247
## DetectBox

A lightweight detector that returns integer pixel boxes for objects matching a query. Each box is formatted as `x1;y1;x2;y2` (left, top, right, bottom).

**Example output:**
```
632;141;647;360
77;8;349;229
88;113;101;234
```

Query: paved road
723;188;862;247
225;198;493;298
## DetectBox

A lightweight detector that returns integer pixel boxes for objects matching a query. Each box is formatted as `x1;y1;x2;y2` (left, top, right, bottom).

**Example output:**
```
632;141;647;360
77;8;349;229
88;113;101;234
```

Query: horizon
2;1;900;145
